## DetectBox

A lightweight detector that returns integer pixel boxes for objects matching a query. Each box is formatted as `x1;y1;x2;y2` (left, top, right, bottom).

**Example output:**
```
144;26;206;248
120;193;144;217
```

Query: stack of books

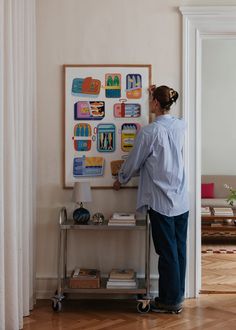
212;207;234;216
108;212;136;226
201;206;211;216
69;268;101;288
106;268;137;289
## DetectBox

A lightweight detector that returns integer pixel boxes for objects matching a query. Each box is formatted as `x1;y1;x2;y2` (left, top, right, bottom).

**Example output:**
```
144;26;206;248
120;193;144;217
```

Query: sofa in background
201;175;236;207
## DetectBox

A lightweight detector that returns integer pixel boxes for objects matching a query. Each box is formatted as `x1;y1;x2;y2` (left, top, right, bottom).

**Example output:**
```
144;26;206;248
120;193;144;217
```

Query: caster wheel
174;309;182;314
54;290;67;299
137;302;150;314
52;300;62;312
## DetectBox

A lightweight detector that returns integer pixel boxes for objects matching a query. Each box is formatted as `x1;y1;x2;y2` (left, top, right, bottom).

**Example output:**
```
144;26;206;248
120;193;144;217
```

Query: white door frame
179;6;236;297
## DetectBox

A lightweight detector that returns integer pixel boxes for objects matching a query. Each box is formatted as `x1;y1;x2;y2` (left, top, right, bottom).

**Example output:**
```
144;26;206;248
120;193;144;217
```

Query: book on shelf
108;213;136;226
201;206;211;215
111;212;136;220
108;220;136;226
108;278;136;283
211;223;223;227
106;281;137;288
212;207;234;216
106;269;137;288
107;279;136;286
109;268;135;280
108;220;136;223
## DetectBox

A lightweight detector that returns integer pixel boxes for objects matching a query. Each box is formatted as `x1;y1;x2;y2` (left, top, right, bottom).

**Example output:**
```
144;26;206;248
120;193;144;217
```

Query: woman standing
113;85;189;313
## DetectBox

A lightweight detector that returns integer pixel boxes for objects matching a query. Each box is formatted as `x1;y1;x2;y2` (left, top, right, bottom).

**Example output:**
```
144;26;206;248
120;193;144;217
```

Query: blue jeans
149;208;189;306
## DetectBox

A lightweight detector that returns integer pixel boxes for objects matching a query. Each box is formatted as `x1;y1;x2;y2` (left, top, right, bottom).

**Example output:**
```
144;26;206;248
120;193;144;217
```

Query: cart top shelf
60;219;147;230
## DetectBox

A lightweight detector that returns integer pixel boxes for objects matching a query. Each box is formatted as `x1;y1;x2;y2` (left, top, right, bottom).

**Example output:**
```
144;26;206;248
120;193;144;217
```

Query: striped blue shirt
118;114;189;216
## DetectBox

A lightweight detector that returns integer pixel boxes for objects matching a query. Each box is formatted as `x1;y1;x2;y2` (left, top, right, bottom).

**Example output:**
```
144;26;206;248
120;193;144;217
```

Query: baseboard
200;290;236;294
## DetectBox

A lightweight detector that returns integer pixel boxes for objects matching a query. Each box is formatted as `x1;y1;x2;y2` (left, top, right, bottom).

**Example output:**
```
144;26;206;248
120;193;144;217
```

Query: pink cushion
201;183;214;198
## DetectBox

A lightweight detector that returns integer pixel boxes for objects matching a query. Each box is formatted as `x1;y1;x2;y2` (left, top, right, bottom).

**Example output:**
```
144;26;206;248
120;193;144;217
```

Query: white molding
180;6;236;16
179;6;236;297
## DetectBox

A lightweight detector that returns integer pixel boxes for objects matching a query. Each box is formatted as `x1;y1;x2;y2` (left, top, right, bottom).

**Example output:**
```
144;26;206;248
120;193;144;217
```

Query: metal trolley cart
52;207;151;313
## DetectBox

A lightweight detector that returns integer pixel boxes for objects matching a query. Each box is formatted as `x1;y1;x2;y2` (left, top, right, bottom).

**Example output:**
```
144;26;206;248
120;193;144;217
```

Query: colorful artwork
64;65;151;188
114;101;141;118
126;74;142;99
73;123;92;151
97;124;116;152
74;101;105;120
121;123;140;152
72;77;101;96
105;73;121;98
73;156;104;177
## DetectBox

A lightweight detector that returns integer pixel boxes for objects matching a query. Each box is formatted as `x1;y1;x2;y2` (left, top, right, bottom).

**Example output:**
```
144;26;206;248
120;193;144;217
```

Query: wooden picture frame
64;64;152;188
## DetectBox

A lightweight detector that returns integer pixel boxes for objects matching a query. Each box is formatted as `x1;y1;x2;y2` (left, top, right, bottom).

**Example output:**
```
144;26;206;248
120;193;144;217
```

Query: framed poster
64;64;152;188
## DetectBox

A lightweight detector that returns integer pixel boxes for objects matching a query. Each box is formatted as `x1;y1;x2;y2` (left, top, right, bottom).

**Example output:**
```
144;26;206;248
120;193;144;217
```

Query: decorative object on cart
69;268;101;289
72;181;92;224
92;212;105;225
224;184;236;207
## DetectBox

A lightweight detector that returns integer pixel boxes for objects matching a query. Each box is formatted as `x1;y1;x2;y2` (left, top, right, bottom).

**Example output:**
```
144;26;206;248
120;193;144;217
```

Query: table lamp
72;181;92;224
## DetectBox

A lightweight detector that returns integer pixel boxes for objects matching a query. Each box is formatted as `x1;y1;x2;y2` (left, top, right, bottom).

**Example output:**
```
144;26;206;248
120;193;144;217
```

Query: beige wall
36;0;236;297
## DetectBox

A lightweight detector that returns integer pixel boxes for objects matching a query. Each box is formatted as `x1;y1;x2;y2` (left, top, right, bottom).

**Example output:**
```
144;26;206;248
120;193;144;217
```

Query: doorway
201;39;236;292
180;6;236;297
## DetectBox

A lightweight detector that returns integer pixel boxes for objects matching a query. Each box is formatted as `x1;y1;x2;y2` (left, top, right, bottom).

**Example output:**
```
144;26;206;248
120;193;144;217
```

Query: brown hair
152;85;179;111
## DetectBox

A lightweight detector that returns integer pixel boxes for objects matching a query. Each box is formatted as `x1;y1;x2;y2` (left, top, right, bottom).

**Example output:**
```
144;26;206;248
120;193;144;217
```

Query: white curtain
0;0;36;329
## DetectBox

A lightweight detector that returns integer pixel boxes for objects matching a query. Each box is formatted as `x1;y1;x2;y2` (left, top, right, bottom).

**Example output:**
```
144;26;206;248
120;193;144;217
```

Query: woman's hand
148;85;156;95
148;85;156;103
113;179;121;191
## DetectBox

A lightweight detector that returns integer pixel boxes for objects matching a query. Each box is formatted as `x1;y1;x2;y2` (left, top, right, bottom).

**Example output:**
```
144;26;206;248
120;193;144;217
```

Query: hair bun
169;89;178;103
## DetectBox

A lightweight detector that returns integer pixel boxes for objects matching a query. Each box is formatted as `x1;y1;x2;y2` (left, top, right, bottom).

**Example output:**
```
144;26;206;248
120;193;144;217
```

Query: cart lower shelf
52;278;151;313
62;277;147;294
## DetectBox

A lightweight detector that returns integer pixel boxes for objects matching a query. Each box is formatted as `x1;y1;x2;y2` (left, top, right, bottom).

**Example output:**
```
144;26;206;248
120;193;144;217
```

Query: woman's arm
113;128;152;189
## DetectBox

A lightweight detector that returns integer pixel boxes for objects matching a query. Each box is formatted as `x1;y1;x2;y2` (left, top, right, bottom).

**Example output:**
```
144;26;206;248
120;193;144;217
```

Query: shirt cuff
118;171;129;185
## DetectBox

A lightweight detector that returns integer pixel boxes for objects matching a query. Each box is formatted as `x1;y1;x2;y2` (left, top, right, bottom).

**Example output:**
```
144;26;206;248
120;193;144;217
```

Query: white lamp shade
72;182;92;203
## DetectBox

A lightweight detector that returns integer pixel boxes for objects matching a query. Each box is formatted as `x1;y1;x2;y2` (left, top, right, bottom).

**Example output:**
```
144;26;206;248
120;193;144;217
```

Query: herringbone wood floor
202;237;236;292
202;254;236;292
23;295;236;330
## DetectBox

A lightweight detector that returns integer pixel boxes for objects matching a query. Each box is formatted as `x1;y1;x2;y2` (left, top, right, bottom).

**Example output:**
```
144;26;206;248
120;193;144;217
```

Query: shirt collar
154;114;172;122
